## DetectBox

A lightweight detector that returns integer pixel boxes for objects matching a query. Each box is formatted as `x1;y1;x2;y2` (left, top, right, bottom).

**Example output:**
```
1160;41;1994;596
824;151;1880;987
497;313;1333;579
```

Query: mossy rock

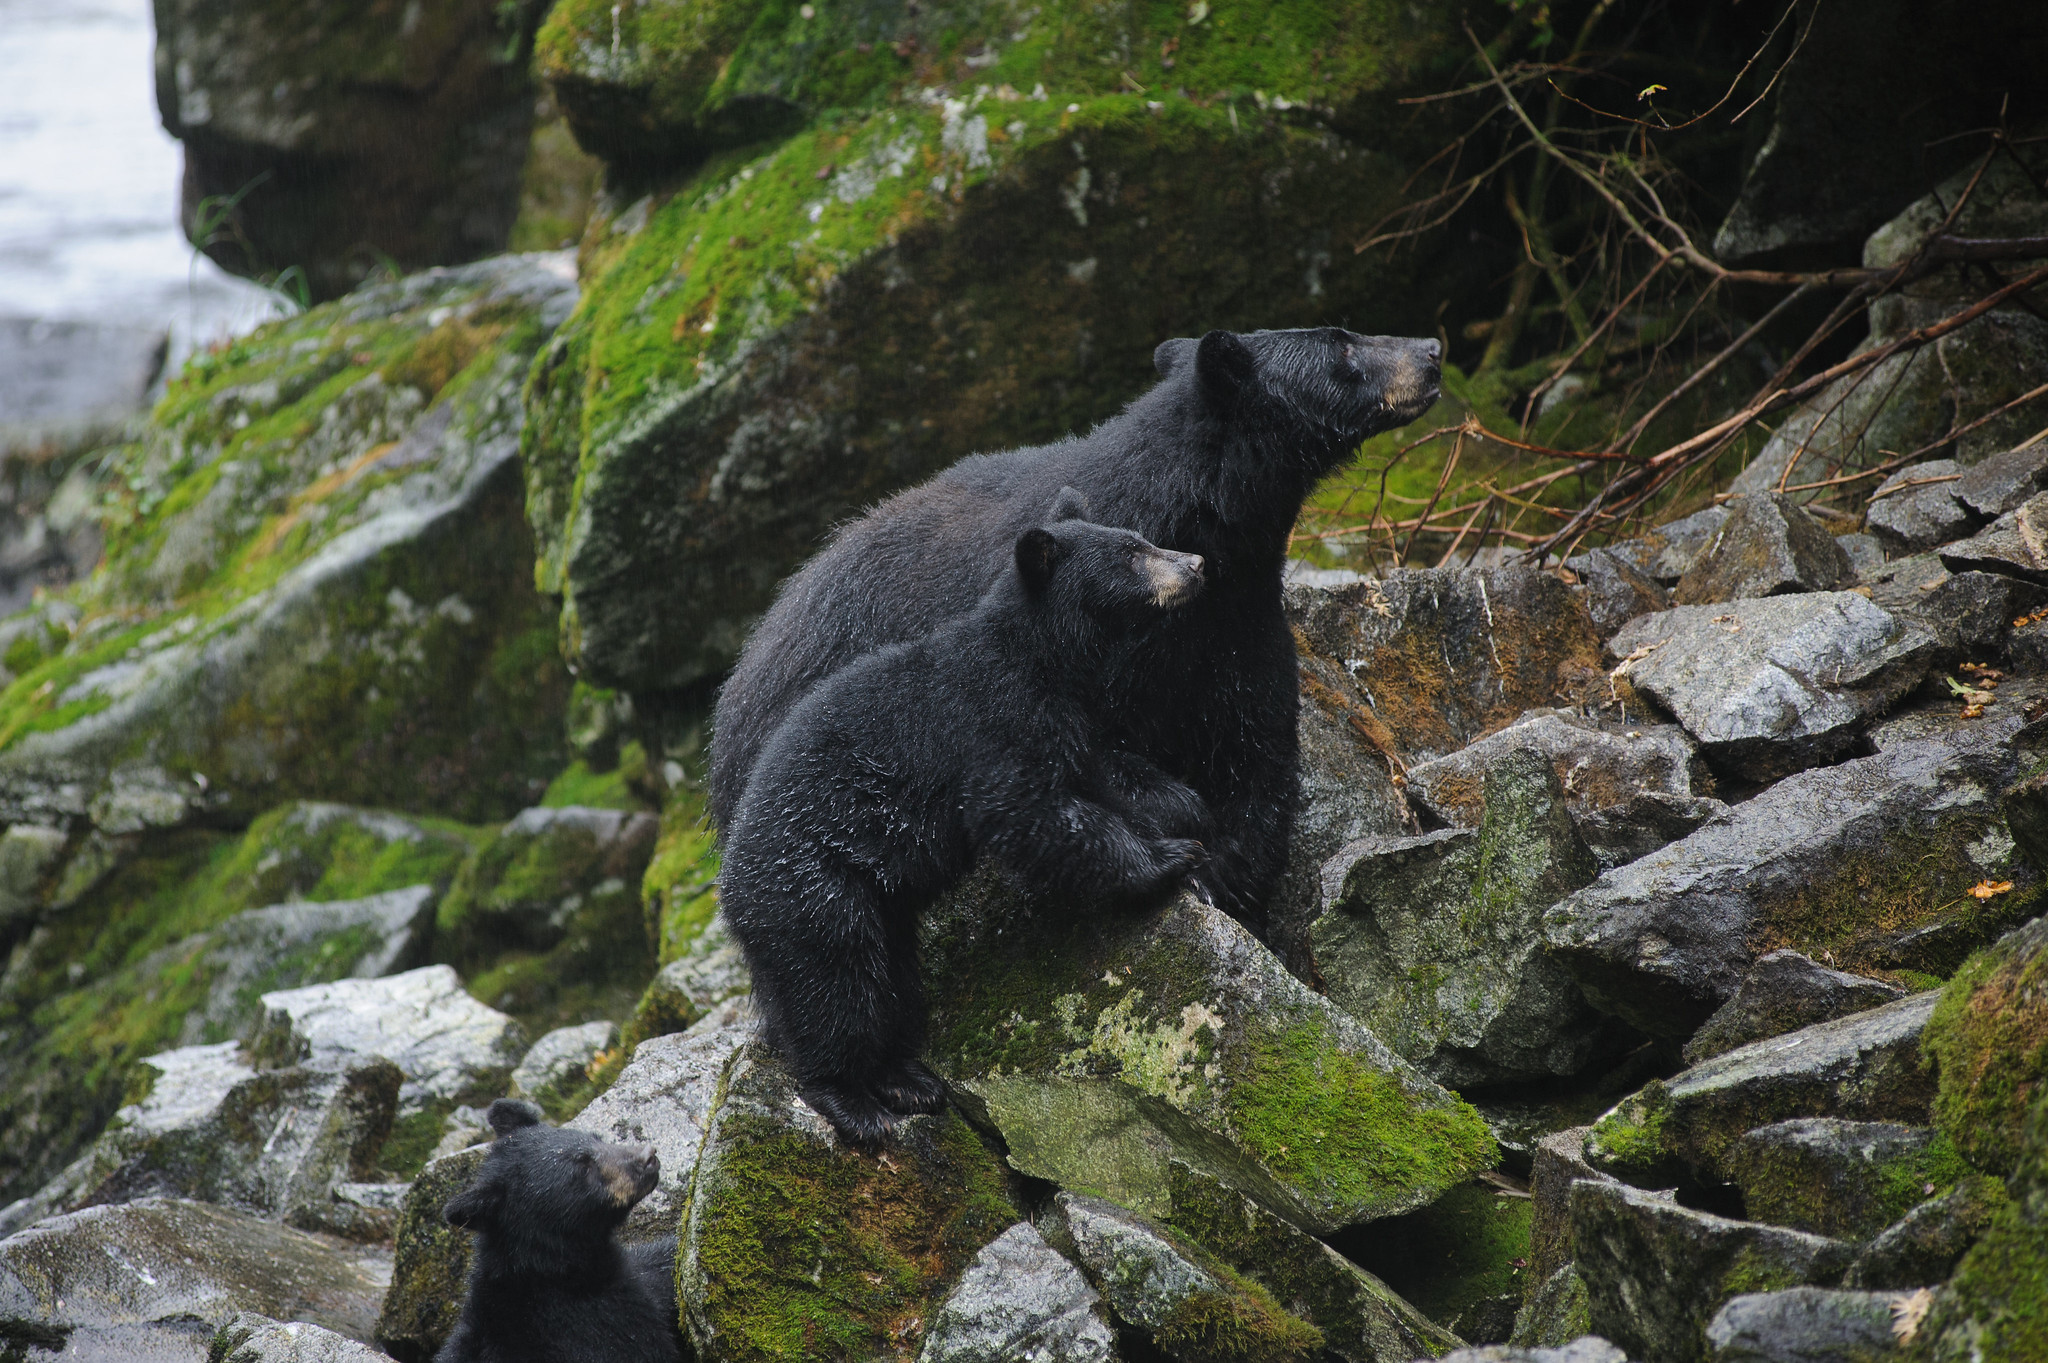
0;806;482;1205
644;781;723;967
678;1041;1017;1362
1725;1119;1972;1241
523;94;1436;693
923;873;1495;1235
375;1144;488;1361
1339;1179;1534;1347
1906;1091;2048;1363
1922;913;2048;1178
536;0;1463;173
0;256;577;833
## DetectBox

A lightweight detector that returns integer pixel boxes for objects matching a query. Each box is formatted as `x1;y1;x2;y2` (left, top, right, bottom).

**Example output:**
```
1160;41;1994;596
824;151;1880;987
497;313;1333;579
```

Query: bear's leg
722;877;903;1151
871;927;947;1115
992;799;1204;905
1095;750;1215;841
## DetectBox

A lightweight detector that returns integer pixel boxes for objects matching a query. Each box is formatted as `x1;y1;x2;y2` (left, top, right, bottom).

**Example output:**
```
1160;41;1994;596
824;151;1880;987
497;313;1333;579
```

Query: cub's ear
443;1182;496;1231
486;1098;542;1136
1015;526;1063;590
1153;336;1198;378
1047;486;1094;523
1194;330;1256;406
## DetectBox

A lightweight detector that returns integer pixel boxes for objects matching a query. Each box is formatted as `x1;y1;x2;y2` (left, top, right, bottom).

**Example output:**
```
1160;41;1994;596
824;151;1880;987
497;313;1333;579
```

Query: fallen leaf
1892;1288;1934;1343
1969;880;2015;900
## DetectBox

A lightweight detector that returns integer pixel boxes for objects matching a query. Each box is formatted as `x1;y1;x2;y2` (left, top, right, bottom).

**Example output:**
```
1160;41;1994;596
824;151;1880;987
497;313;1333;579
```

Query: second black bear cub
721;495;1213;1151
438;1099;679;1363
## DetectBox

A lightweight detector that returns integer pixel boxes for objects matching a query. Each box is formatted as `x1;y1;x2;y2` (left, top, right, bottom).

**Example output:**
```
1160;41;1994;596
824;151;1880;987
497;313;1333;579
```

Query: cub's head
1153;326;1441;467
443;1098;660;1254
1014;487;1205;622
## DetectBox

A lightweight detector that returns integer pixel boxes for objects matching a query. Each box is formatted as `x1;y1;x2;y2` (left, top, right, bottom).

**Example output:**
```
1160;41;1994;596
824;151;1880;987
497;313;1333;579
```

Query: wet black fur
719;509;1214;1151
437;1100;679;1363
709;327;1442;936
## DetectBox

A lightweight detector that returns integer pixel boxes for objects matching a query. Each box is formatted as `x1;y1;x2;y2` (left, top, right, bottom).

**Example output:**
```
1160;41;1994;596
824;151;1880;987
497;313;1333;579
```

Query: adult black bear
438;1099;679;1363
710;327;1441;935
719;501;1213;1151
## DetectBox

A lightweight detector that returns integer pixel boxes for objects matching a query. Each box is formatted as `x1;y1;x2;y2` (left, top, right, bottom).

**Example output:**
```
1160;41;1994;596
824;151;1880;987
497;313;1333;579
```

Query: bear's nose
1183;553;1205;580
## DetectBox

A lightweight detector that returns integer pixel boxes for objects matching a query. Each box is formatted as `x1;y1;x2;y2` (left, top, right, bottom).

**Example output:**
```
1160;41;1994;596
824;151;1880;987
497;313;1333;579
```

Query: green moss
379;1104;455;1181
646;784;722;966
1876;1133;1976;1225
1924;921;2048;1176
1587;1081;1676;1184
1910;1097;2048;1362
1720;1242;1814;1298
691;1109;1014;1360
1157;1266;1326;1363
541;759;644;811
1229;1021;1495;1216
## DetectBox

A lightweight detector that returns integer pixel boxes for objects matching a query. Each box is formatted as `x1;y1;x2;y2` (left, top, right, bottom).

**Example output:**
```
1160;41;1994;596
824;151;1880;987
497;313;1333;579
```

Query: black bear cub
720;494;1214;1152
438;1099;679;1363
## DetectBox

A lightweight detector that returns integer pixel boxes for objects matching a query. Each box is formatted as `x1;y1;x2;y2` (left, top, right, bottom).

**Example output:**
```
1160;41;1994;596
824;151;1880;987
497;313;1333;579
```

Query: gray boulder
1672;495;1853;606
1602;507;1731;585
1565;547;1671;636
1572;1182;1855;1363
567;996;754;1239
0;1198;388;1359
1863;462;1975;557
1053;1193;1323;1363
507;1020;617;1110
210;1312;391;1363
372;1146;483;1361
637;913;753;1035
1842;1175;2008;1290
1510;1270;1596;1353
1431;1341;1625;1363
1704;1288;1900;1362
1952;440;2048;519
1858;555;2045;658
1684;953;1908;1065
1727;1121;1947;1241
1587;994;1939;1186
0;316;164;458
1835;535;1885;578
1313;751;1613;1088
1528;1128;1617;1286
254;966;525;1111
918;1222;1118;1363
1938;490;2048;583
1605;594;1935;780
1545;728;2033;1038
1406;711;1707;830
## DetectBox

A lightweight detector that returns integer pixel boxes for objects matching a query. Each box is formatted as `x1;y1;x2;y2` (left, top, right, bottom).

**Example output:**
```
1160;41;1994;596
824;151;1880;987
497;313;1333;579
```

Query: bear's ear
1047;486;1094;523
1194;330;1257;406
443;1182;496;1231
486;1098;542;1136
1015;526;1064;590
1153;337;1198;378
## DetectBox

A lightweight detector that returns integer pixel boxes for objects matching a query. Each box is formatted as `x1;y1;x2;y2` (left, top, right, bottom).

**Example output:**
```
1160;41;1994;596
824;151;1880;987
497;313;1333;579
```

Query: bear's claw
875;1058;950;1115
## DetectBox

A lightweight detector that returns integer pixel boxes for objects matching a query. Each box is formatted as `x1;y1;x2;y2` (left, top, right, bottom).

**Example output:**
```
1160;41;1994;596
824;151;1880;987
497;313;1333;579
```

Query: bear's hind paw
875;1059;949;1115
800;1083;899;1154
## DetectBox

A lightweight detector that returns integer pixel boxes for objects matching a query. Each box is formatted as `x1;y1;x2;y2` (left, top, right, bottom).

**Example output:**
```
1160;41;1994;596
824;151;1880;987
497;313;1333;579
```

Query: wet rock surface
1605;594;1935;780
1672;495;1853;606
1683;953;1909;1066
1405;711;1706;832
1565;547;1672;636
1703;1287;1901;1363
917;1222;1118;1363
371;1146;481;1361
1937;490;2048;583
1864;462;1975;557
1857;555;2045;659
210;1312;392;1363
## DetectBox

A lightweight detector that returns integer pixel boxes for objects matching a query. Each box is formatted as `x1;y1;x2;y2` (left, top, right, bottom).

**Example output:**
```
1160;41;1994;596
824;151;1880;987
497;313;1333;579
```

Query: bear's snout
597;1141;661;1208
1141;548;1205;607
1347;336;1441;423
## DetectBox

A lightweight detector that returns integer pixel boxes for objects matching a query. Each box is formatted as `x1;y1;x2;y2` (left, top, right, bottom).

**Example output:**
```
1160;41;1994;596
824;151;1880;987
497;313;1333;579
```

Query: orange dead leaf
1969;880;2015;900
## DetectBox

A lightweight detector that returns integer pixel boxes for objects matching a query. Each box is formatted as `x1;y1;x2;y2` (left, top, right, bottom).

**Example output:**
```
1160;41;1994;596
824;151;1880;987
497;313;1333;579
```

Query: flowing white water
0;0;282;364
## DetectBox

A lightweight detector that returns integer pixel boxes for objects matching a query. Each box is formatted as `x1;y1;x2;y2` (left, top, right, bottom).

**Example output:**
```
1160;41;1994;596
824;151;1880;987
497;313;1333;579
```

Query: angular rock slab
1528;1127;1616;1287
1953;440;2048;519
508;1019;618;1108
1313;751;1612;1088
1603;506;1731;585
1055;1194;1323;1363
372;1146;483;1362
1842;1174;2008;1291
1864;460;1976;557
1726;1120;1951;1241
255;966;525;1110
0;1198;387;1358
437;805;658;960
568;996;754;1240
1564;547;1671;636
1286;566;1605;764
1704;1288;1901;1363
1683;952;1908;1066
924;879;1495;1234
918;1222;1119;1363
1920;913;2048;1177
1856;554;2044;661
7;1042;400;1238
680;1043;1017;1363
1672;494;1853;606
1607;593;1935;780
638;913;753;1035
211;1311;390;1363
1939;489;2048;583
1436;1342;1624;1363
1406;709;1707;828
1571;1181;1855;1363
1545;727;2038;1038
1159;1161;1457;1363
1588;994;1939;1186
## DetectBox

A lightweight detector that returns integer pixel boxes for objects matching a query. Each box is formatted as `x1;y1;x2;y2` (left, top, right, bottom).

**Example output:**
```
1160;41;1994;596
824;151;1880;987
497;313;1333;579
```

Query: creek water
0;0;279;366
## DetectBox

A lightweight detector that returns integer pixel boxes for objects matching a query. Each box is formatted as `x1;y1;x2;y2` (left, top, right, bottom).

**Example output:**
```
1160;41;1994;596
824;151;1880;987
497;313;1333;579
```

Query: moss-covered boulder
436;805;659;1034
923;874;1494;1235
525;92;1452;693
1842;1175;2007;1291
374;1144;487;1361
1337;1177;1533;1349
1312;750;1613;1090
1052;1192;1324;1363
0;255;576;837
678;1041;1017;1363
1725;1120;1969;1242
156;0;548;299
1905;1091;2048;1363
1921;913;2048;1177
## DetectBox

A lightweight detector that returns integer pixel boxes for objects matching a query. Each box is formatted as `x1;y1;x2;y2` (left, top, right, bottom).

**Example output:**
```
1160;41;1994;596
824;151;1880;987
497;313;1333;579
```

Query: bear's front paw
1148;837;1205;888
799;1083;899;1154
875;1058;950;1115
